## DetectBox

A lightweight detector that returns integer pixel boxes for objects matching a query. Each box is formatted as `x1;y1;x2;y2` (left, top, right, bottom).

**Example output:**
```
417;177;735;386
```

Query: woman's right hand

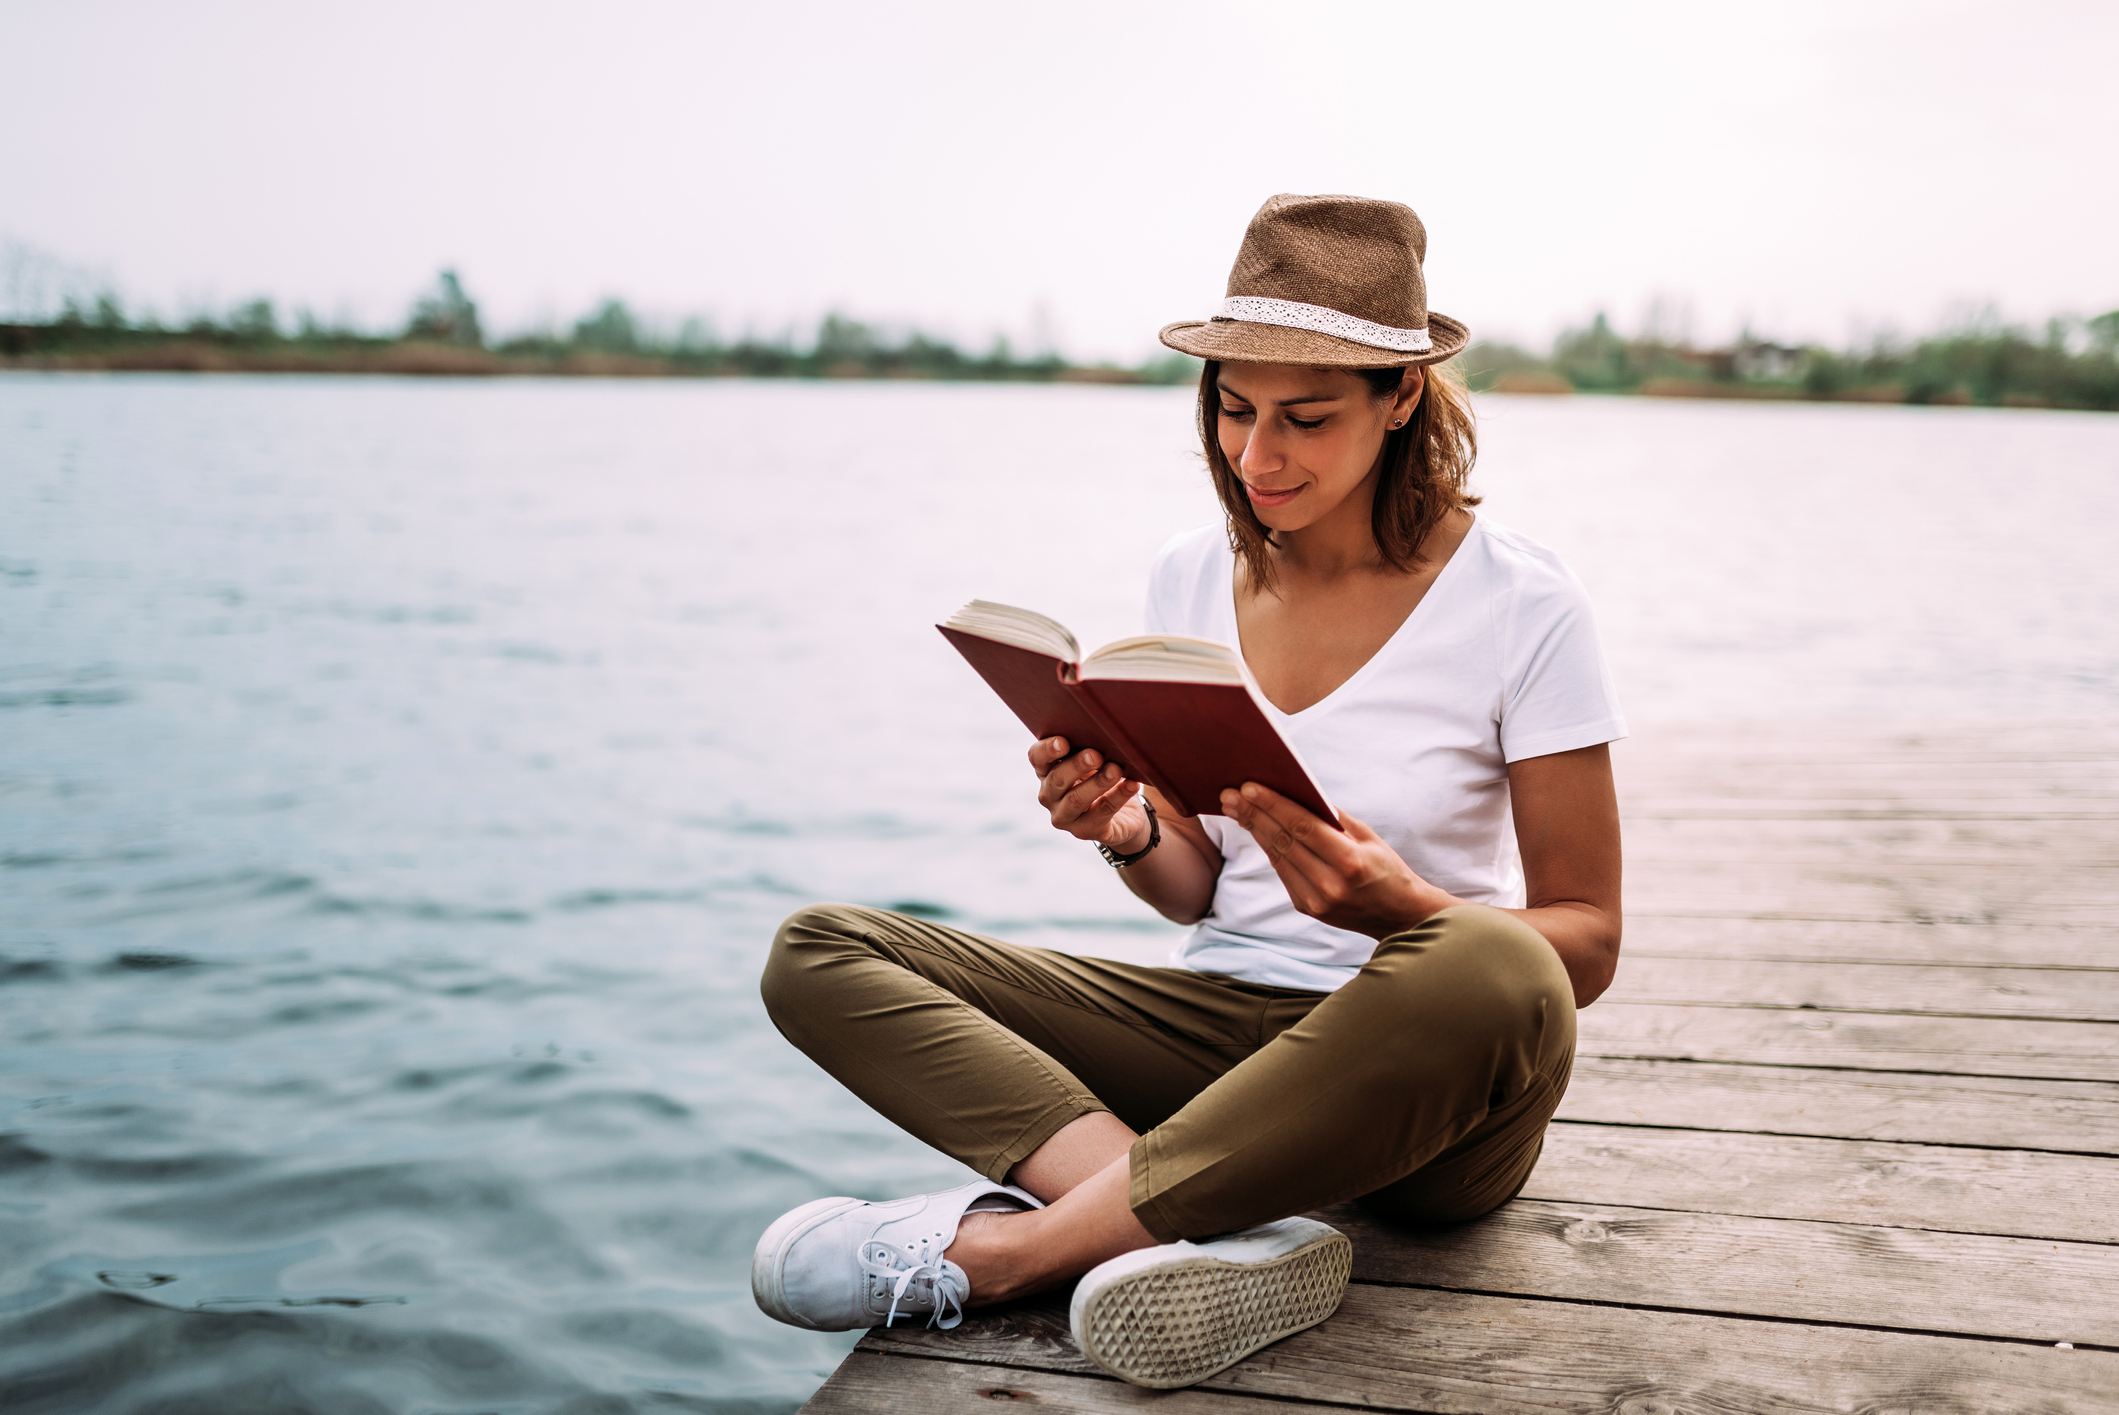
1031;737;1152;852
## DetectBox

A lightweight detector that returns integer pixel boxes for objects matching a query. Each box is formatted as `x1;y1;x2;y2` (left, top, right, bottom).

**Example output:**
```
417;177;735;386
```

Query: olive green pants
761;902;1575;1243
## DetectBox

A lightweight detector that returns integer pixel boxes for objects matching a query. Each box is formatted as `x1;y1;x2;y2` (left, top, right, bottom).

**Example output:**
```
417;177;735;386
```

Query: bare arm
1030;738;1221;924
1219;741;1624;1008
1503;743;1624;1006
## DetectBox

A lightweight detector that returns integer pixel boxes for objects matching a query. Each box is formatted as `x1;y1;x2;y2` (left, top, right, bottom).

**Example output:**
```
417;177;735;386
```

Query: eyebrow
1217;387;1345;407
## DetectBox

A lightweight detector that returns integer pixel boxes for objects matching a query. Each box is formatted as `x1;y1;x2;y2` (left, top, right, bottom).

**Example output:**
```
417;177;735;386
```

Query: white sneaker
1069;1216;1351;1388
750;1178;1041;1331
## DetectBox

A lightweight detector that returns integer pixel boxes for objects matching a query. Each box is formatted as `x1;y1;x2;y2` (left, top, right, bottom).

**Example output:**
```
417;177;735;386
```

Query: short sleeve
1495;552;1628;763
1143;524;1220;637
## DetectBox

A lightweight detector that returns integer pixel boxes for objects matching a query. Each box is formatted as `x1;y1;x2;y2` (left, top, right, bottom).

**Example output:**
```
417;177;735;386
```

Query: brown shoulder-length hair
1198;359;1479;595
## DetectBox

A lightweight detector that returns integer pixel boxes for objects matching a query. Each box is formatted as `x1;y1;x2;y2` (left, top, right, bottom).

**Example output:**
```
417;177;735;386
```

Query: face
1215;363;1424;535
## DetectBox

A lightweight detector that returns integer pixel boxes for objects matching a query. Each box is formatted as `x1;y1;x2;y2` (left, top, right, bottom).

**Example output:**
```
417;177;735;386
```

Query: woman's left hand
1219;782;1459;940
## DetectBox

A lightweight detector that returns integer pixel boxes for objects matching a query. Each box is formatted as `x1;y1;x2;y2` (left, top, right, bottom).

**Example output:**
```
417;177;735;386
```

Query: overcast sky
3;0;2113;360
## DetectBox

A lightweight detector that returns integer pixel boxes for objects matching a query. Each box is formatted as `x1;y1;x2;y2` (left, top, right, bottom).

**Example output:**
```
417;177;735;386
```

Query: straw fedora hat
1160;193;1469;369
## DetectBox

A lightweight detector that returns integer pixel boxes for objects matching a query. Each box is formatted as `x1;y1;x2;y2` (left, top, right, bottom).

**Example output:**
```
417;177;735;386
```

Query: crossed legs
761;902;1575;1303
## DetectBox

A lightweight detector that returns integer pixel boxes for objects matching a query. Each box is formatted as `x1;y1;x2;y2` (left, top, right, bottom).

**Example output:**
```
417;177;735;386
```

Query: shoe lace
859;1231;967;1330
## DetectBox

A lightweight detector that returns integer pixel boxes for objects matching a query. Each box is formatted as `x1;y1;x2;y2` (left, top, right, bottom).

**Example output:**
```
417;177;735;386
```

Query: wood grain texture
1620;914;2116;968
1577;1001;2119;1080
1622;815;2119;857
1616;867;2110;927
1606;955;2119;1020
1559;1057;2119;1152
807;722;2119;1411
860;1284;2119;1415
1322;1199;2119;1345
806;1349;1342;1413
1526;1122;2119;1241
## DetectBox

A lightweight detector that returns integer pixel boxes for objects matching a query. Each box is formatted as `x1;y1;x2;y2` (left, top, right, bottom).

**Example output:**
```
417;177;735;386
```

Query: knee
1373;905;1574;1048
760;902;871;1028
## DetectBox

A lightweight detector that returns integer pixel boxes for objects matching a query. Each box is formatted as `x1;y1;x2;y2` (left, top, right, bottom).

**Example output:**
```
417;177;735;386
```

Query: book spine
1066;676;1194;817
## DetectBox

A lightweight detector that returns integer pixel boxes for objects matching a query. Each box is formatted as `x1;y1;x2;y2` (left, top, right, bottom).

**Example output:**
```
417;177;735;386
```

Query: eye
1219;405;1254;422
1287;414;1325;430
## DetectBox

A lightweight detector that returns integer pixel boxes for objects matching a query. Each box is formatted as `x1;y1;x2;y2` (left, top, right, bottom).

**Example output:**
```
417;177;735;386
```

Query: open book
938;600;1339;826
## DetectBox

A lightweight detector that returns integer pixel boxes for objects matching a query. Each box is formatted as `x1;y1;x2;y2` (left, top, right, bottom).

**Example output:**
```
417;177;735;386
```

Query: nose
1238;419;1286;480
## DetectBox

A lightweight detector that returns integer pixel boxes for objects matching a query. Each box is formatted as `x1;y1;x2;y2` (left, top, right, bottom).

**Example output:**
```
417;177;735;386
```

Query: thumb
1339;810;1381;841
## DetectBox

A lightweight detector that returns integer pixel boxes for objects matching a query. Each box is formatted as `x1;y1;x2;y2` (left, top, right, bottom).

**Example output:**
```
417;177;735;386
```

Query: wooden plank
1607;956;2119;1020
1620;915;2117;968
1627;807;2119;819
1617;867;2111;927
805;1349;1342;1412
812;721;2119;1412
1325;1199;2119;1345
1560;1058;2119;1153
1623;815;2119;852
1526;1122;2119;1241
862;1284;2119;1415
1614;720;2119;760
1615;728;2119;814
1577;1002;2119;1081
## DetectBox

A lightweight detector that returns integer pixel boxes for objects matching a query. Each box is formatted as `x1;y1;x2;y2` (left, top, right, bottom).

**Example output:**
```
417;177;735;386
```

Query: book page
1078;634;1245;685
941;600;1080;663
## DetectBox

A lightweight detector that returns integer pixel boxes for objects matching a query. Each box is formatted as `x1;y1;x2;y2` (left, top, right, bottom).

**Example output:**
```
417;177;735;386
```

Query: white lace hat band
1214;296;1432;354
1160;195;1468;367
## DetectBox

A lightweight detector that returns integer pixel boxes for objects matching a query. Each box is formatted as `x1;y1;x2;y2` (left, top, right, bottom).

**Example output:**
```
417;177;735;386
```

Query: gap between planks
1605;955;2119;1020
1576;1002;2119;1082
1524;1122;2115;1243
1562;1057;2119;1154
845;1284;2119;1415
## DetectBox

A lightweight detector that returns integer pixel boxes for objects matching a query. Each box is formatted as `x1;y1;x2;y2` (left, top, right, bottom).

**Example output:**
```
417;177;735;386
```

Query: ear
1391;366;1426;427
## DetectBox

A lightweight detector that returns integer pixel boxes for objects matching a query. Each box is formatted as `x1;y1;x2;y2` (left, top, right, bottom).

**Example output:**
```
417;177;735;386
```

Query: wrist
1095;799;1160;868
1108;814;1153;855
1404;887;1465;931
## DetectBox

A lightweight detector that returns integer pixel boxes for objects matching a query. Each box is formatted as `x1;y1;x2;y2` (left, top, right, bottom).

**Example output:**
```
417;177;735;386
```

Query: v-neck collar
1221;513;1481;720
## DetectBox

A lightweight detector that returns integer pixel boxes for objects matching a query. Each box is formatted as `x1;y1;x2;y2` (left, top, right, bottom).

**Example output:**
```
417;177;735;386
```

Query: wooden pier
805;722;2119;1413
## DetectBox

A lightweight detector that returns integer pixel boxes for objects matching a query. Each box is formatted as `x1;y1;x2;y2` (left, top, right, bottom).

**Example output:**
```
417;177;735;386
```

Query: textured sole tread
1074;1229;1352;1388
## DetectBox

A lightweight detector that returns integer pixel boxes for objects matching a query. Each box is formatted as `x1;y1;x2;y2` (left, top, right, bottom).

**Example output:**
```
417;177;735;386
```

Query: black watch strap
1096;798;1160;868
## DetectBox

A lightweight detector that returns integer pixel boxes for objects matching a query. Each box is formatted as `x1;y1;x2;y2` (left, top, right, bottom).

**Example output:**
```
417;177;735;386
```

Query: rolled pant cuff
1126;1136;1187;1243
980;1096;1109;1185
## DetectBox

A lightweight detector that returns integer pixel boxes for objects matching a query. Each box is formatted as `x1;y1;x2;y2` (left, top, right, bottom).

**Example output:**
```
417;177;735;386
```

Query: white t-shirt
1143;514;1626;992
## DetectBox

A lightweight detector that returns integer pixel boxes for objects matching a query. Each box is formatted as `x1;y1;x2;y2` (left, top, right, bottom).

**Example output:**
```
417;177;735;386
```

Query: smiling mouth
1245;483;1304;503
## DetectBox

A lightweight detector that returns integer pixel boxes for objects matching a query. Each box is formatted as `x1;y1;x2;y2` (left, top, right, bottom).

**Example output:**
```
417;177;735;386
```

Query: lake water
3;375;2116;1413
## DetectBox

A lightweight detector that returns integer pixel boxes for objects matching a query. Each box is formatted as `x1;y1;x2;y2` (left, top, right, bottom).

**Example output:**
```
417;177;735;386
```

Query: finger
1338;810;1380;841
1238;783;1363;867
1079;779;1142;837
1223;785;1355;901
1056;760;1127;820
1039;745;1104;793
1047;757;1117;821
1033;740;1102;778
1040;750;1112;811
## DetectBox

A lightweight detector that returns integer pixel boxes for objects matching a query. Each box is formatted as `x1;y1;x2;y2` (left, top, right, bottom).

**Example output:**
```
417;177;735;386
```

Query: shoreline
0;350;2098;410
0;340;1161;385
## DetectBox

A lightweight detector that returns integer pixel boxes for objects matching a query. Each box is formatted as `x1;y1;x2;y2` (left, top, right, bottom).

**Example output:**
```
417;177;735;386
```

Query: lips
1244;482;1304;508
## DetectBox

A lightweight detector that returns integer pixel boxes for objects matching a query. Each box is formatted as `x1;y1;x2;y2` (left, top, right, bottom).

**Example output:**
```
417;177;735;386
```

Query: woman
751;194;1625;1390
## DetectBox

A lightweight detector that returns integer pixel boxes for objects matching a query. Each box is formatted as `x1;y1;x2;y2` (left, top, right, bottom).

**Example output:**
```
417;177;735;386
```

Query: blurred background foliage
4;265;2115;409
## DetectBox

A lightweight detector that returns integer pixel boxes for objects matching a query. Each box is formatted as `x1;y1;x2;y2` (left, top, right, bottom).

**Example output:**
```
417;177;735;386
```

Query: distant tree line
4;264;2115;409
1463;309;2119;411
0;269;1198;385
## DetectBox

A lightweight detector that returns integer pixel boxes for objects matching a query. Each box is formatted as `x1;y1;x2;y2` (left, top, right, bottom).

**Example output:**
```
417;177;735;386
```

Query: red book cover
938;619;1338;827
1072;677;1335;824
935;626;1159;789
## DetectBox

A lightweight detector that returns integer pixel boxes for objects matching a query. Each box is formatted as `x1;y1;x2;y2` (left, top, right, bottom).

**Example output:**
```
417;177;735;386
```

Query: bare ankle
946;1208;1039;1307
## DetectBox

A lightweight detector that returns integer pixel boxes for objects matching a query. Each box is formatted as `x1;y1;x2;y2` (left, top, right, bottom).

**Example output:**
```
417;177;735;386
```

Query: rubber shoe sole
1069;1220;1352;1389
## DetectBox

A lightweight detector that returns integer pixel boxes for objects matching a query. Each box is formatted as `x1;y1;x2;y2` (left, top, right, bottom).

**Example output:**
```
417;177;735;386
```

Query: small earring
1390;420;1404;429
